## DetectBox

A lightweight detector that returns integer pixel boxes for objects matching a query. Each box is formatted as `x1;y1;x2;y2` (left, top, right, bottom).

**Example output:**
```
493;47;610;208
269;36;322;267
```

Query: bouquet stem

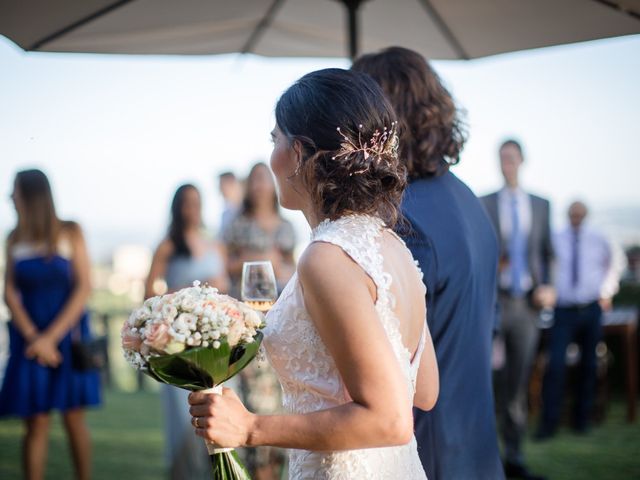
202;386;251;480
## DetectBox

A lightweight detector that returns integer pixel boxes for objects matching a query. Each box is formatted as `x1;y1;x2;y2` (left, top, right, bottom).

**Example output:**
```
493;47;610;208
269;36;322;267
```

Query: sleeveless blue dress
0;241;101;417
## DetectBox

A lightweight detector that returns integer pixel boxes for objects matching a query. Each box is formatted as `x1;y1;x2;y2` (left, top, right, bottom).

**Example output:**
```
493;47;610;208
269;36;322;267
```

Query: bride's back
380;230;427;359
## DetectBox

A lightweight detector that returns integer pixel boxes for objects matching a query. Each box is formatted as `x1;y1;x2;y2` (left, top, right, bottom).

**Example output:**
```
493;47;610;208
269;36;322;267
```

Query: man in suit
482;139;554;480
353;47;504;480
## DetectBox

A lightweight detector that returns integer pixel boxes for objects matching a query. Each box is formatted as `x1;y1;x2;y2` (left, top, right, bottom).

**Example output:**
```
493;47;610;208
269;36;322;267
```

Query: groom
353;47;504;480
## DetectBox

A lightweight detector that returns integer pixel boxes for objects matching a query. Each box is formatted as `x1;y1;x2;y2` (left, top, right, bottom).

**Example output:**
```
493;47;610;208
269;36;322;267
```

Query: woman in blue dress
0;169;101;480
144;183;229;480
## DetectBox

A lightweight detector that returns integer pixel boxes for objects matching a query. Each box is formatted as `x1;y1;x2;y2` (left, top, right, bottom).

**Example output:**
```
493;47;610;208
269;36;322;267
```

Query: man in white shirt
536;201;615;439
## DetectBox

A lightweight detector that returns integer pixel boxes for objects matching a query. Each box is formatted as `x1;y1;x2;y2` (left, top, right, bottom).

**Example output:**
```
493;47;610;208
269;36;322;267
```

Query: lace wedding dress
263;215;428;479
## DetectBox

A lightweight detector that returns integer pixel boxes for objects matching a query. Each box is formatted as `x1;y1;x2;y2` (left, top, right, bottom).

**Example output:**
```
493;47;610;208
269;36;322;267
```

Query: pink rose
122;332;142;351
121;323;143;351
144;322;171;352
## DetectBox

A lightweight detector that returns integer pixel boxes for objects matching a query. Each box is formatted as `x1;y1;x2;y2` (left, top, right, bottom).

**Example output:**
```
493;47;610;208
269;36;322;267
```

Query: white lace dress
263;215;428;479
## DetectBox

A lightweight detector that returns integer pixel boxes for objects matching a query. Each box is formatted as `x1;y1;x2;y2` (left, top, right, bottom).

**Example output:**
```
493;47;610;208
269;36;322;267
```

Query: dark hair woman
187;68;438;480
353;47;505;479
0;169;100;480
145;183;229;297
144;183;229;479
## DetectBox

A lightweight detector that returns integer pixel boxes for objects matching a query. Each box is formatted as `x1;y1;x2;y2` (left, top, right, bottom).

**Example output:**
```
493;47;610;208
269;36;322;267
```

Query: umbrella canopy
0;0;639;60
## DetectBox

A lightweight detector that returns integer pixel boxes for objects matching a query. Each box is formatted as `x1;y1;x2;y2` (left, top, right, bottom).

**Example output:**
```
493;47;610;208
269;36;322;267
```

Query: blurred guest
482;140;554;480
0;169;101;480
353;47;504;480
218;171;243;237
536;201;615;439
224;162;296;297
622;245;640;283
223;162;295;479
145;183;229;480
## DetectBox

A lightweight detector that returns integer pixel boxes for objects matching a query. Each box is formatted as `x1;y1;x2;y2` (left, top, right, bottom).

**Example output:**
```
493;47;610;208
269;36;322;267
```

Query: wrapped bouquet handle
202;386;233;455
121;282;264;479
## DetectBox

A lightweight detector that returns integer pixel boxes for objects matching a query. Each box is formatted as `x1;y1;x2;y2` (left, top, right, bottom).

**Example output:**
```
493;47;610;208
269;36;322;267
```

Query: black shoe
573;424;591;436
503;461;547;480
533;425;556;442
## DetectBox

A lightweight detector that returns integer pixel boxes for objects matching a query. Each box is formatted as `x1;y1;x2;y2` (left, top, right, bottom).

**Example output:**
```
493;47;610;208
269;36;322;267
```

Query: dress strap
310;215;390;301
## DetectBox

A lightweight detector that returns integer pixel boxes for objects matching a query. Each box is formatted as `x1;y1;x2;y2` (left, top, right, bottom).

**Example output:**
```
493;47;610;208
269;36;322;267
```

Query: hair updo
275;68;407;228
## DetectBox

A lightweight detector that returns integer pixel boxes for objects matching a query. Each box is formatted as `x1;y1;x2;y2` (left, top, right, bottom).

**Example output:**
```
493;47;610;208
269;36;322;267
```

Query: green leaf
146;332;263;392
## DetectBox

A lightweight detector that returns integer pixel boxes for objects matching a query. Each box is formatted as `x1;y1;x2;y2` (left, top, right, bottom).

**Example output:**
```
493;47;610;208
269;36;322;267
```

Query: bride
188;68;439;479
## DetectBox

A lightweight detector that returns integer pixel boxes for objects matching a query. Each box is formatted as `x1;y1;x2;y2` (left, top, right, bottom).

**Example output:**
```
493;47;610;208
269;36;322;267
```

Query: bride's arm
413;325;438;411
188;242;414;450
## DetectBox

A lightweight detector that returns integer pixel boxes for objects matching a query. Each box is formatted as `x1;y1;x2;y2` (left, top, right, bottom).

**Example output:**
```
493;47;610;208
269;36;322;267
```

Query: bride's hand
188;388;256;448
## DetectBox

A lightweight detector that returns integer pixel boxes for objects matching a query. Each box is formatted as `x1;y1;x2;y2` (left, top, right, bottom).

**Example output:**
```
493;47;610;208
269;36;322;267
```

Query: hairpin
331;122;399;176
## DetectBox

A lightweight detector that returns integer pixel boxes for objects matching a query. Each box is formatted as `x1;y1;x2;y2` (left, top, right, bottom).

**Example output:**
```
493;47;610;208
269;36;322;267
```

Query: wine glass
241;261;278;312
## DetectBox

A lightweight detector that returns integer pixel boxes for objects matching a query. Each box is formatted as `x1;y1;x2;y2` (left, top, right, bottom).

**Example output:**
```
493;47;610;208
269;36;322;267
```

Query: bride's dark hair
275;68;407;228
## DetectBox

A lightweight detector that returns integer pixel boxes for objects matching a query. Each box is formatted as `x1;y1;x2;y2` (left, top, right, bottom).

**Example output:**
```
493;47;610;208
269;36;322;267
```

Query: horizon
1;33;639;260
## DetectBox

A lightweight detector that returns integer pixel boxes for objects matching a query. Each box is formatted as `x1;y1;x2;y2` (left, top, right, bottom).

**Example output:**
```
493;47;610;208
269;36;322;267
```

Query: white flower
168;328;186;344
143;296;159;309
180;296;197;312
226;318;244;347
244;309;263;328
128;307;150;327
178;313;197;330
212;341;221;349
164;340;186;355
161;303;178;322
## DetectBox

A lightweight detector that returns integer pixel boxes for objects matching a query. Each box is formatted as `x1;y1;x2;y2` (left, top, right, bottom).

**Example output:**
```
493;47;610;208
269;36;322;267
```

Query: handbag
71;325;109;371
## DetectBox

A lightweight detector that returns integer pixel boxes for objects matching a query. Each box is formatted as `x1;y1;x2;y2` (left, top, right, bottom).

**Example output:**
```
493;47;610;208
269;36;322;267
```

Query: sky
1;33;639;260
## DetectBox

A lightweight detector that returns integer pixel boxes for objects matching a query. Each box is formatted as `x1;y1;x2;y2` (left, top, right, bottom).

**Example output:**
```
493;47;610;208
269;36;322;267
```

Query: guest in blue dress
0;169;101;480
144;183;229;480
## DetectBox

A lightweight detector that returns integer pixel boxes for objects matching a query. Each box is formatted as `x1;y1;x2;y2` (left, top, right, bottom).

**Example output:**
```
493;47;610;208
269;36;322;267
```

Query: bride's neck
302;207;323;230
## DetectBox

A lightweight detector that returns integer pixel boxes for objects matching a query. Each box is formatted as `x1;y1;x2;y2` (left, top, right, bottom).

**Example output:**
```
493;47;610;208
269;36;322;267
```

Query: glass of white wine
241;261;278;312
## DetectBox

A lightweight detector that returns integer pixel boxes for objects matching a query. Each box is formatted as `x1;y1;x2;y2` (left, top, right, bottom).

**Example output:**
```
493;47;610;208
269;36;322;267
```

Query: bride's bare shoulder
297;242;375;300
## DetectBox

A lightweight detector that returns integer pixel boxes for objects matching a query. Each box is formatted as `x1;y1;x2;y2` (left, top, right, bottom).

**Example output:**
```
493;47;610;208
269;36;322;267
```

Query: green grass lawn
0;389;638;479
0;389;164;480
525;401;640;479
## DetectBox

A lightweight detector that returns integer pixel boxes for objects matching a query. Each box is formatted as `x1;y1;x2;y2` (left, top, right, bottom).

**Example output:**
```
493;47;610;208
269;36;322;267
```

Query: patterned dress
224;214;297;476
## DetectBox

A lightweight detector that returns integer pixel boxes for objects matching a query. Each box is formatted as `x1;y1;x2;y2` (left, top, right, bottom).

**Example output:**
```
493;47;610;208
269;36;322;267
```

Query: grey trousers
494;295;539;465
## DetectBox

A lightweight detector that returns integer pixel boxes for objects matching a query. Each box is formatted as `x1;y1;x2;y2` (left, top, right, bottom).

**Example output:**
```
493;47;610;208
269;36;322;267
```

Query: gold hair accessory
331;122;399;176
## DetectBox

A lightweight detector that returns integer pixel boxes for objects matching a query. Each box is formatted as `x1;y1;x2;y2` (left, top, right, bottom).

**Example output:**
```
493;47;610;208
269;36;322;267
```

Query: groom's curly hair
276;68;407;228
352;46;467;180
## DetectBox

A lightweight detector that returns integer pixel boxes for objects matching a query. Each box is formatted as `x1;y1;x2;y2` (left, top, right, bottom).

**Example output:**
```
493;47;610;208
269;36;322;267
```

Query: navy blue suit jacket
401;172;504;480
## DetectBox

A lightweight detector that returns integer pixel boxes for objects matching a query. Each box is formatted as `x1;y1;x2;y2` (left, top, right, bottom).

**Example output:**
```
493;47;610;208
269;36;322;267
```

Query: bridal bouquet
122;281;264;480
